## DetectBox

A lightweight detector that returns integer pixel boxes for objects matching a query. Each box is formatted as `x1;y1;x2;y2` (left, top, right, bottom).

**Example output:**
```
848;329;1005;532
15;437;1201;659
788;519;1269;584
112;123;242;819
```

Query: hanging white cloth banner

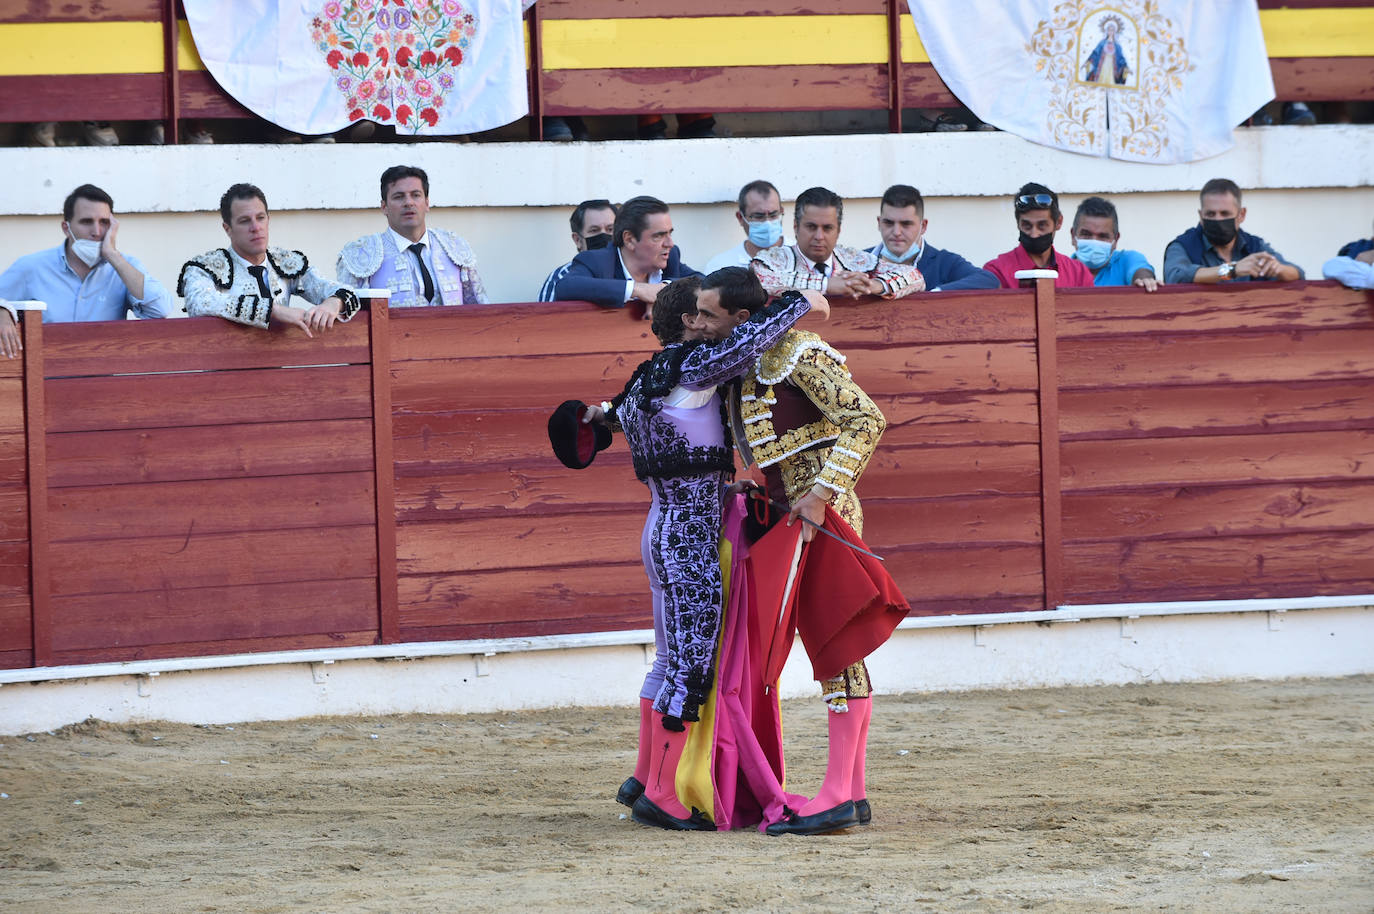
183;0;528;136
907;0;1275;164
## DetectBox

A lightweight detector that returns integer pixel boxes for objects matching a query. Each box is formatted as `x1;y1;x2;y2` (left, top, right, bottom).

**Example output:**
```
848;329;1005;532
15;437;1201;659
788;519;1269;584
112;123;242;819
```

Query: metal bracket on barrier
1268;610;1286;632
1121;615;1139;638
310;660;333;684
474;651;495;677
137;672;159;697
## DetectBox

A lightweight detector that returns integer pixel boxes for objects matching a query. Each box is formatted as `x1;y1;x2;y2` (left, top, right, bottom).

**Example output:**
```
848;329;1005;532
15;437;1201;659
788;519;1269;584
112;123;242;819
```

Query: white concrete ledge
2;599;1371;734
3;124;1370;215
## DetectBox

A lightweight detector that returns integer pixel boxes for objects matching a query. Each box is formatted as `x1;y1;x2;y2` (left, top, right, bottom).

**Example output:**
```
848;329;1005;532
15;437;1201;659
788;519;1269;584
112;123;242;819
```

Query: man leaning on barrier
0;183;172;358
179;183;360;337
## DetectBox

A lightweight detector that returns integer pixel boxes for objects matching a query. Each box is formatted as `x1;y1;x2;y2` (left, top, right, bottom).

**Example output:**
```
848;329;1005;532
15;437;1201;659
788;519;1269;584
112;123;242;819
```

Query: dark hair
651;276;702;345
1014;181;1060;222
880;184;924;216
701;266;767;315
63;184;113;222
794;186;843;227
1072;196;1119;235
220;183;268;224
570;199;617;235
737;180;781;213
380;165;429;202
1200;177;1242;206
613;196;670;248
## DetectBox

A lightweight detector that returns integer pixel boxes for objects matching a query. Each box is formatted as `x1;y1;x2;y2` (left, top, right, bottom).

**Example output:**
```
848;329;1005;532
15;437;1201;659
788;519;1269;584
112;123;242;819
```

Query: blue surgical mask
1075;238;1113;270
747;218;783;249
878;241;921;264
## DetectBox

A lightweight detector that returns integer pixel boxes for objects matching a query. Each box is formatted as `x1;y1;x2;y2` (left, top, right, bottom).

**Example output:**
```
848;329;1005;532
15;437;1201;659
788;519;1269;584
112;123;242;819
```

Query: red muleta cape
748;504;910;685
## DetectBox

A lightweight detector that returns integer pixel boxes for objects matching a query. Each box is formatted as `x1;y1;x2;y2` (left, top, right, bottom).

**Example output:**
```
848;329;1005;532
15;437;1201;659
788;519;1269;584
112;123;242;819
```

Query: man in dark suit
554;195;701;309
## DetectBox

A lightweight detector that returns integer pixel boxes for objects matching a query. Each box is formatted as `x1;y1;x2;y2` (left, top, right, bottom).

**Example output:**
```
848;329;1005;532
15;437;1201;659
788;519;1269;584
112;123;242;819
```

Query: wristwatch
1217;261;1234;279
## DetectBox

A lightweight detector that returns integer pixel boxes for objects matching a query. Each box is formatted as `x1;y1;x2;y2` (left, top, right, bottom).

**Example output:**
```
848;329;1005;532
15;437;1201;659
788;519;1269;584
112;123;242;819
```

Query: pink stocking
798;703;864;816
849;698;872;800
644;719;693;819
633;698;653;783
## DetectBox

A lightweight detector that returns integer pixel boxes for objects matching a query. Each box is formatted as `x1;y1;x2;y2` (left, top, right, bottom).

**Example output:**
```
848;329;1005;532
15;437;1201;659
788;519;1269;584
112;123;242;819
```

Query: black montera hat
548;399;612;469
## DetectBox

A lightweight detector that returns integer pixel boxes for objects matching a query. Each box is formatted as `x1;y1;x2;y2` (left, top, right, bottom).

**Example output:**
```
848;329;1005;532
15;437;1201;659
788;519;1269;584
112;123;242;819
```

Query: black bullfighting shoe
630;794;714;831
765;801;861;836
855;798;872;825
616;776;645;808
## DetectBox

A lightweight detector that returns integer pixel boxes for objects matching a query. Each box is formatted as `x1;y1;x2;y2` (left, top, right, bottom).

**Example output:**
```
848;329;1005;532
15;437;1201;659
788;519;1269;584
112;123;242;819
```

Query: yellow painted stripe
541;15;892;69
178;20;206;72
1;11;1370;78
1260;8;1374;57
0;22;162;76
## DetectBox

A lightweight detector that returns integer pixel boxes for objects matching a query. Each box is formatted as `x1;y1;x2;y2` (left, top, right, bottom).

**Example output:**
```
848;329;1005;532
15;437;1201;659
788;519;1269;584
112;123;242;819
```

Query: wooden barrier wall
1;2;1370;136
0;281;1371;671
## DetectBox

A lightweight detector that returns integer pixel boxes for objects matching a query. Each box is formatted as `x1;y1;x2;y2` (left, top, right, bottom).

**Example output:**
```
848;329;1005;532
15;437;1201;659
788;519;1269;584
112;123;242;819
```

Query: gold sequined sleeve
788;348;886;498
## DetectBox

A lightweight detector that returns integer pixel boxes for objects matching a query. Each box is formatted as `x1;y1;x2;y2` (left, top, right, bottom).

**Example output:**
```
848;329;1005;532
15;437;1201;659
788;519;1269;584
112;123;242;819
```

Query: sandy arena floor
1;675;1371;913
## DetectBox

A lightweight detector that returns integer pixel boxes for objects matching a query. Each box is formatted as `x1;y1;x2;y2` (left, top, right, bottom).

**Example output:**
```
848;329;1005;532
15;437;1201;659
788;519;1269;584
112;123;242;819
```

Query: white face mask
67;229;102;267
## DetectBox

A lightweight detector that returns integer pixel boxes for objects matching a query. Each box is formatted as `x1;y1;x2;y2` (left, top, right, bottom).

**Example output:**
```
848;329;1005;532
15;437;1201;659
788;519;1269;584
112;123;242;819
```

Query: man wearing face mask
752;186;924;301
1069;197;1158;291
1163;178;1303;285
702;180;788;275
0;184;171;357
553;196;702;310
866;184;996;291
538;199;619;302
983;183;1094;289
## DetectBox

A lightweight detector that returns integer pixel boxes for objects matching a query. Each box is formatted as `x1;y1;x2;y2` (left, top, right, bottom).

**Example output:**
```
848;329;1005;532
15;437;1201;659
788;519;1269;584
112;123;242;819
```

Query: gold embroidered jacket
738;329;885;499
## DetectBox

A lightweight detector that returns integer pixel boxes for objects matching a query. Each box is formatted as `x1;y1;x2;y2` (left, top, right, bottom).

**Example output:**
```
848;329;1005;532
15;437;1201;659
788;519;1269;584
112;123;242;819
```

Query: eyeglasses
1015;193;1055;210
743;209;784;223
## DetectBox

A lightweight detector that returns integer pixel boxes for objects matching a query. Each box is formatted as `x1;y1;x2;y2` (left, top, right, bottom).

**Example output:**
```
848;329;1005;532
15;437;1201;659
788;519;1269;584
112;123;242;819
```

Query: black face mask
583;232;612;250
1200;218;1238;247
1019;231;1055;256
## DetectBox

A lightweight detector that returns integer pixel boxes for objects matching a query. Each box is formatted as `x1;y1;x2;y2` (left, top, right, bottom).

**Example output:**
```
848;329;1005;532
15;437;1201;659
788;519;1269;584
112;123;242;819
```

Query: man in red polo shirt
984;182;1095;289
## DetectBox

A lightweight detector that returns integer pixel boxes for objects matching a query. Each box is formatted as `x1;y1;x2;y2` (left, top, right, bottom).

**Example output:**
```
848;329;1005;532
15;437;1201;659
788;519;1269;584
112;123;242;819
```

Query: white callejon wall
1;603;1371;734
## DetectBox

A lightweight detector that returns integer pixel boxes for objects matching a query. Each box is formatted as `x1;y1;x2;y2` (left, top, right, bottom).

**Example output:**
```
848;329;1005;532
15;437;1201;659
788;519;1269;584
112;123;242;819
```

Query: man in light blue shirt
0;184;171;357
1069;196;1158;291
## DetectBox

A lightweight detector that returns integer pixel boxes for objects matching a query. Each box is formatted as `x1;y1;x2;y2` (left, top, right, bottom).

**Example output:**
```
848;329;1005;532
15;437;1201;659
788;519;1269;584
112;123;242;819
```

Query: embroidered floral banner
908;0;1275;163
183;0;527;136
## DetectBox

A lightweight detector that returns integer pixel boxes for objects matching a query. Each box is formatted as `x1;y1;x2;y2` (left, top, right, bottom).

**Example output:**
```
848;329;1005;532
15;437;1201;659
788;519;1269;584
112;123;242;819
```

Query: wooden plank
369;300;399;643
0;74;166;122
47;418;375;487
881;543;1044;601
1056;283;1374;338
1034;276;1063;611
0;489;28;542
392;442;1040;520
1270;57;1374;101
398;511;643;575
0;433;25;486
0;379;26;433
1062;429;1374;491
48;525;377;597
0;593;31;652
177;69;253;118
399;563;649;630
47;472;375;542
542;64;890;115
875;391;1042;447
1060;379;1374;441
0;1;161;21
52;630;379;667
1063;529;1374;604
897;62;959;108
390;302;656;362
42;316;370;378
50;578;378;652
24;311;48;667
906;596;1045;617
46;365;373;433
1063;480;1374;543
1059;328;1374;390
0;542;31;593
0;649;33;670
846;495;1044;548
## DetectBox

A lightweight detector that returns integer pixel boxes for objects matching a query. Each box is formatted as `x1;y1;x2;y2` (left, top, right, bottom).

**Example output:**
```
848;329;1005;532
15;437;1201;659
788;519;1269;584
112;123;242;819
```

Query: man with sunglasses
703;180;789;275
983;183;1094;289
